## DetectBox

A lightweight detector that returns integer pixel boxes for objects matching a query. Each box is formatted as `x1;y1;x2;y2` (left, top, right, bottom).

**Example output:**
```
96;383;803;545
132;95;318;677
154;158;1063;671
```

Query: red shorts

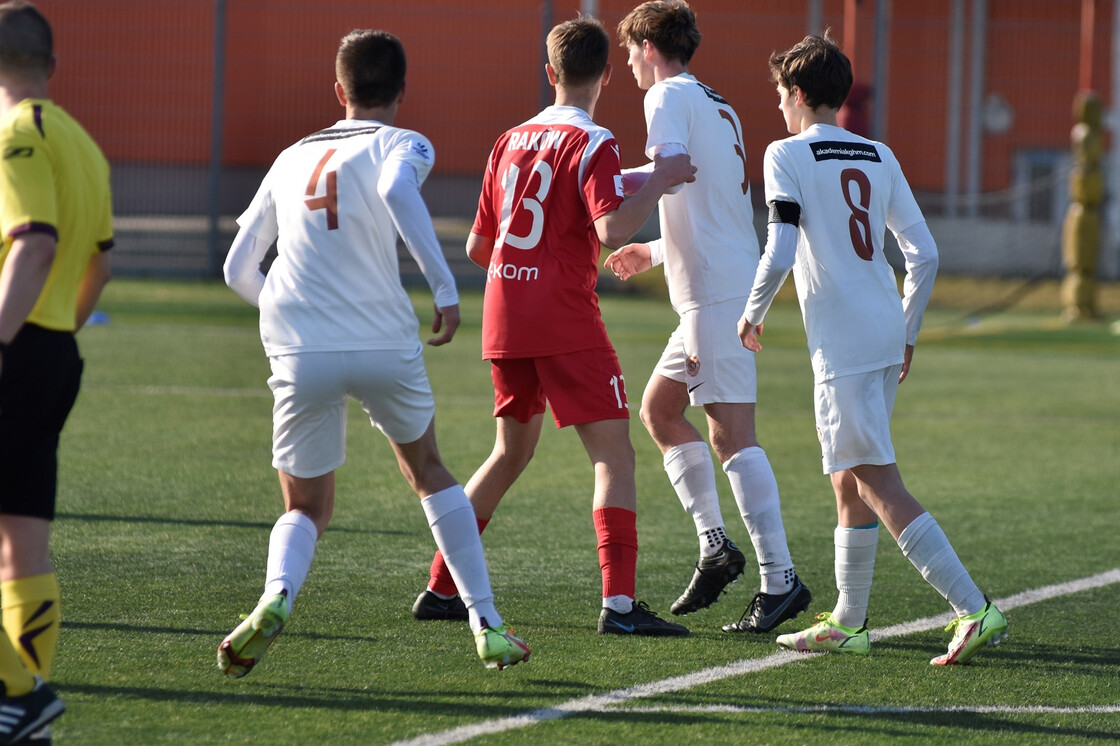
489;348;630;428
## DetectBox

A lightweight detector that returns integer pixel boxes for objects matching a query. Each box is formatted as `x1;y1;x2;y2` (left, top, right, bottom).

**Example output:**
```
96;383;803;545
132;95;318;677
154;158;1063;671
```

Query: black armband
767;200;801;226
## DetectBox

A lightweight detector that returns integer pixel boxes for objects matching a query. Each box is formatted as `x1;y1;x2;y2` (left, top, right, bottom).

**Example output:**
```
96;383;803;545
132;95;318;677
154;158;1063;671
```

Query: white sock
664;441;725;557
722;446;794;594
897;512;986;617
831;523;878;629
263;511;318;615
602;595;634;613
421;485;501;633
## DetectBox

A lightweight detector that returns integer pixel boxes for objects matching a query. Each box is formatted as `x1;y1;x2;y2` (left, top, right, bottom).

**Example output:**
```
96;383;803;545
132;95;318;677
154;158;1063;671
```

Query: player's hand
737;315;763;352
428;303;460;346
652;153;697;189
899;344;914;383
604;243;652;281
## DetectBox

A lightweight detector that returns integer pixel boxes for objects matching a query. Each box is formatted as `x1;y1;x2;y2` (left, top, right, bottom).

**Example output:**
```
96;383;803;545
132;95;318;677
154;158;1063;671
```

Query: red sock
428;518;489;597
593;506;637;600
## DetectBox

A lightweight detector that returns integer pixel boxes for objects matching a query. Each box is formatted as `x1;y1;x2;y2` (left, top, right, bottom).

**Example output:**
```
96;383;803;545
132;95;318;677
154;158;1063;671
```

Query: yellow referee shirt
0;98;113;333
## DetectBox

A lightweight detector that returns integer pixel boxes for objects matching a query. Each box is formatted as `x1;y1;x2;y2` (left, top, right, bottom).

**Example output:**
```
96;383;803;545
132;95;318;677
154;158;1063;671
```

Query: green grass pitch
48;279;1119;744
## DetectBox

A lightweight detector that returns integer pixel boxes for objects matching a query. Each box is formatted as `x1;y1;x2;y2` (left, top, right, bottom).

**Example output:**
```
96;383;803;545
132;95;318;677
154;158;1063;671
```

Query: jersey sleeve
379;158;458;309
388;130;436;185
882;147;925;234
0;126;57;240
762;140;802;207
643;83;690;159
471;137;505;239
581;137;625;222
236;160;280;245
96;171;115;250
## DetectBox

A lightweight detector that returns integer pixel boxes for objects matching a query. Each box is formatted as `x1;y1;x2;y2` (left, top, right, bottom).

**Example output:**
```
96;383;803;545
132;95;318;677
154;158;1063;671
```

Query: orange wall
33;0;1115;193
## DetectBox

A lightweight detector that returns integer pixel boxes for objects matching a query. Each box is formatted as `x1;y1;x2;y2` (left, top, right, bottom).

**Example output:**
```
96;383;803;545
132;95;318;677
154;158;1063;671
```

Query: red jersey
473;106;625;358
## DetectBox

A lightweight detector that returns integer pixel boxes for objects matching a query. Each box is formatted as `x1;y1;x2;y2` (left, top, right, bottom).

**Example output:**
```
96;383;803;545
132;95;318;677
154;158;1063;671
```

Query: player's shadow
56;511;411;535
61;620;380;644
53;680;553;718
886;637;1120;669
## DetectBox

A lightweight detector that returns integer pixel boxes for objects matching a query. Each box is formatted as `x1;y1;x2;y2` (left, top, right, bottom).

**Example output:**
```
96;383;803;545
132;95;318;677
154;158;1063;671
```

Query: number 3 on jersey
305;149;339;230
497;160;553;250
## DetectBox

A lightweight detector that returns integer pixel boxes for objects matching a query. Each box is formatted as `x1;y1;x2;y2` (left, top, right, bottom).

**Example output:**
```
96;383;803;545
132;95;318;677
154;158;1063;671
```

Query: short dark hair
617;0;701;65
335;29;406;109
0;1;52;76
547;16;610;87
769;31;852;111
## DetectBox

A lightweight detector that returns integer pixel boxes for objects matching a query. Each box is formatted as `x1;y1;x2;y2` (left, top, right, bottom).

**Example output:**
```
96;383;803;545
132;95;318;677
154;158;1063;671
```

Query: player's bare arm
595;153;695;249
75;250;112;330
466;231;494;269
0;233;55;337
604;242;652;281
428;303;460;347
899;344;915;383
737;316;764;352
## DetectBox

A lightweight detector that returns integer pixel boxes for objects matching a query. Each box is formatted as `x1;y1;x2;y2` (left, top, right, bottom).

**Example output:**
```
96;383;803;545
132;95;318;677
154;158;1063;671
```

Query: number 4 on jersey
305;149;339;230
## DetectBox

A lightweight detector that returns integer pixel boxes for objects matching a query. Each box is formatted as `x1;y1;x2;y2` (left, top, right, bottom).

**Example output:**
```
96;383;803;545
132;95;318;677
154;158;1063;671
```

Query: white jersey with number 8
764;123;927;382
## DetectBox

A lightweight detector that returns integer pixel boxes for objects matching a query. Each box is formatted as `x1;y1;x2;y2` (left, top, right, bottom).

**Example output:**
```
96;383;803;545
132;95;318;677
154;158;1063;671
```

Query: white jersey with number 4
644;74;758;312
237;119;456;357
765;123;927;381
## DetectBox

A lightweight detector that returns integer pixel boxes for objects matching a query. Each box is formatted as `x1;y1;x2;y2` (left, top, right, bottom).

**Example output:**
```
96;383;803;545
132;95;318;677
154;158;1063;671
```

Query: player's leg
643;323;741;614
849;462;1006;664
643;374;729;552
710;402;810;632
393;422;529;668
686;299;805;627
0;517;57;708
540;348;687;636
773;474;873;656
219;352;344;678
419;412;544;615
415;358;543;618
829;469;879;630
0;326;76;737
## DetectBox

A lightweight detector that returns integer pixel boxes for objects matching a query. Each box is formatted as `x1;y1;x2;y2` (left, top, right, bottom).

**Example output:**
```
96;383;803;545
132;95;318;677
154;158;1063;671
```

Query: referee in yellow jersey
0;2;112;742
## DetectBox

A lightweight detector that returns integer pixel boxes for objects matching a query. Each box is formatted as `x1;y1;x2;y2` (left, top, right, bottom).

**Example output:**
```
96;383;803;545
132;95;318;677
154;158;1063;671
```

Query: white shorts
652;297;757;406
268;346;434;478
814;364;902;474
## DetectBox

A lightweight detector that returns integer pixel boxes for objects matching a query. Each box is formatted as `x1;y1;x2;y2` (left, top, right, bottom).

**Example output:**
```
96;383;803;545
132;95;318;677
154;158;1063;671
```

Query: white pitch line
390;568;1120;746
617;703;1120;716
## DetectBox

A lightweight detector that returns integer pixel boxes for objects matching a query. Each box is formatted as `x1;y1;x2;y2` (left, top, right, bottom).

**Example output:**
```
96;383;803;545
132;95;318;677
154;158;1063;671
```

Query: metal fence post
206;0;227;276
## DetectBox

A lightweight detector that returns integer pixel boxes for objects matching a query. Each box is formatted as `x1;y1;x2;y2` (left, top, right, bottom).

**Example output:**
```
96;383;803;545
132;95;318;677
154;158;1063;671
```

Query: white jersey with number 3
765;123;926;381
237;119;453;356
644;74;757;312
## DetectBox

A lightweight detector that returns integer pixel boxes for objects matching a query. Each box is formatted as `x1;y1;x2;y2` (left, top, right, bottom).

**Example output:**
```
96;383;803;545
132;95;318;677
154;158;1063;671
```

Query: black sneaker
670;539;747;615
722;575;812;633
598;600;690;636
411;590;468;621
0;677;63;746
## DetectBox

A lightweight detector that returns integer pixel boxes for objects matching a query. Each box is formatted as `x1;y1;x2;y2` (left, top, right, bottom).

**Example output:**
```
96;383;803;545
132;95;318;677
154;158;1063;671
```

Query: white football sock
897;512;986;617
421;485;501;633
602;595;634;613
263;511;318;615
722;446;794;594
664;441;725;557
831;523;878;629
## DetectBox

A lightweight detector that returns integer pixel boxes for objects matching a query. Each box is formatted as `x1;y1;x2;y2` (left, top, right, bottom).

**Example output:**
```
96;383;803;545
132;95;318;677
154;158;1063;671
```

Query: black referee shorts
0;323;83;520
